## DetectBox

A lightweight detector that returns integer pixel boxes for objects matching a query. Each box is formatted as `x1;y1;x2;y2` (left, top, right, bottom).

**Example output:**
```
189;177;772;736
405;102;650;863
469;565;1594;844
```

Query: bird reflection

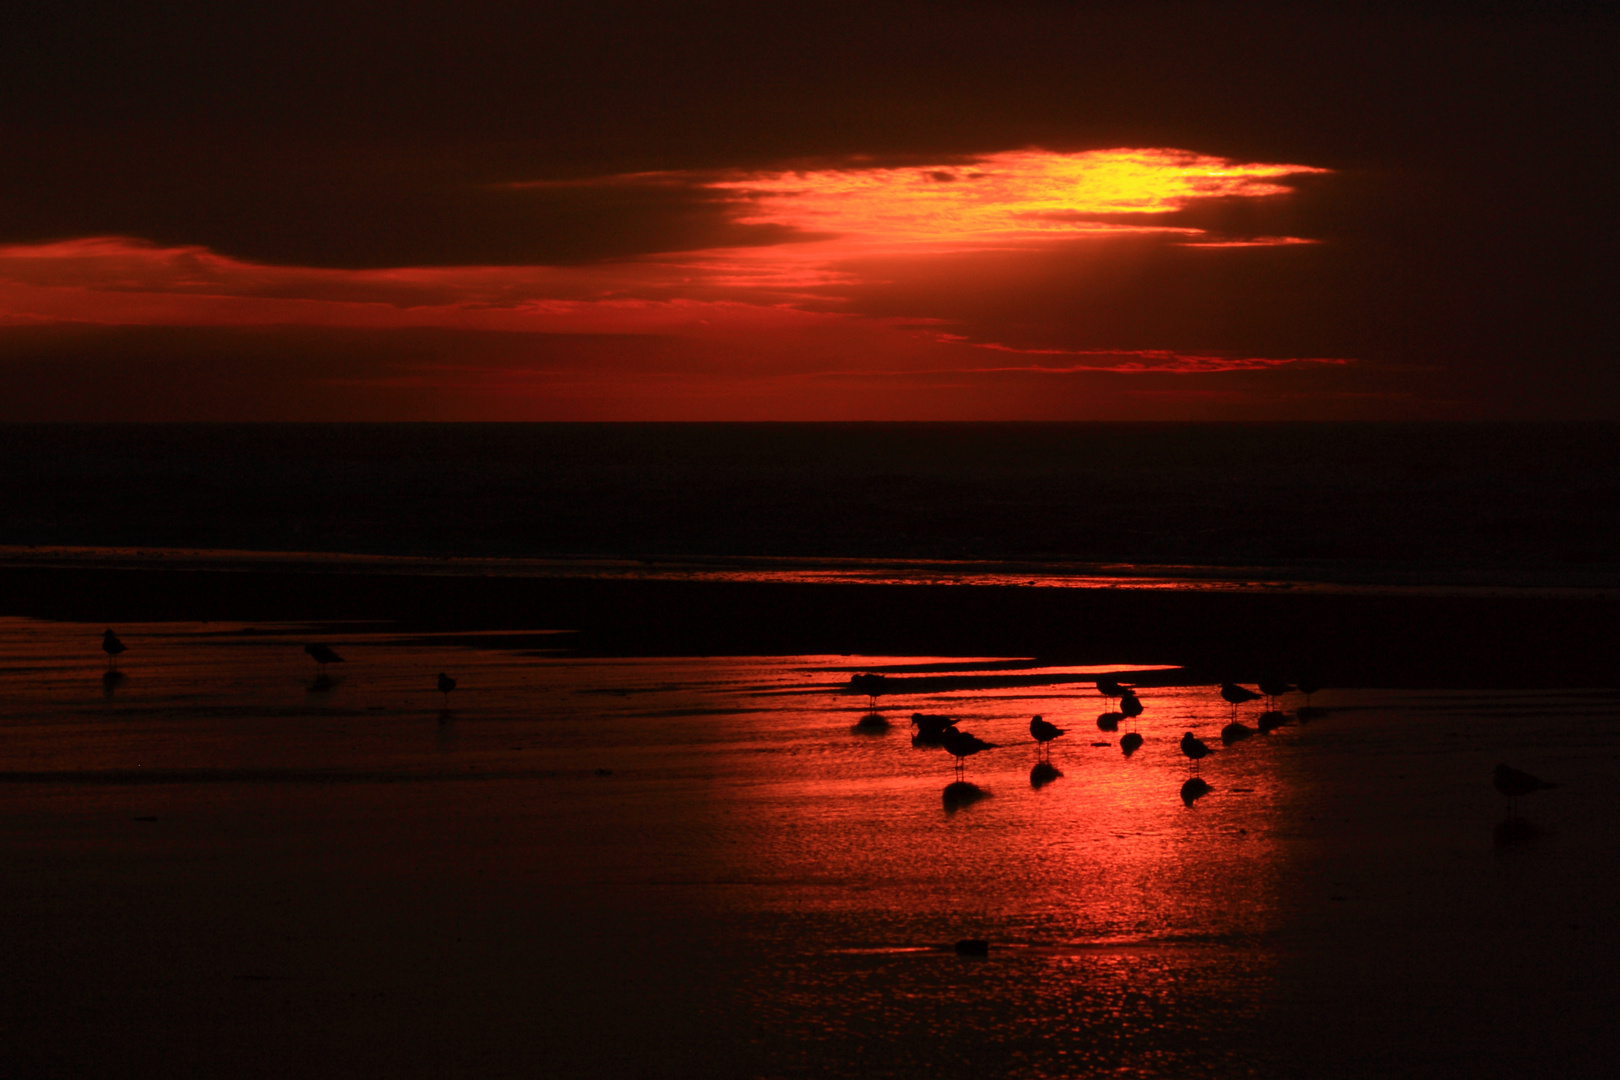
1029;761;1062;789
101;668;126;695
943;781;989;812
1180;777;1213;805
1221;721;1256;745
1120;731;1144;756
1096;712;1122;732
853;713;890;733
1257;710;1290;733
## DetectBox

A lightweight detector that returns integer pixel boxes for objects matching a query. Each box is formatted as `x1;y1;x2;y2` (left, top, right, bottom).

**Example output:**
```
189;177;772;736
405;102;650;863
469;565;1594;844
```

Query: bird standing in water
941;728;996;778
101;629;126;671
1029;715;1065;759
1180;731;1211;774
1220;683;1261;714
304;643;345;672
438;672;457;705
1493;763;1559;817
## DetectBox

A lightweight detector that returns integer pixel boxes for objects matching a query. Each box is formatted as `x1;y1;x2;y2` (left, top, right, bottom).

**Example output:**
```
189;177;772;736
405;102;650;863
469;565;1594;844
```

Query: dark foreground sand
2;563;1619;1078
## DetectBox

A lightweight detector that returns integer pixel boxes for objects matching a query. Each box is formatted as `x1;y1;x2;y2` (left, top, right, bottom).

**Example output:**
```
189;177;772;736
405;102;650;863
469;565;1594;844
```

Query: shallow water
2;617;1617;1078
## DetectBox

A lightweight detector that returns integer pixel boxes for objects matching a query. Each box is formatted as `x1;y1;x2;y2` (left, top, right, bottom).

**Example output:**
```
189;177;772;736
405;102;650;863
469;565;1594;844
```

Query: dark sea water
4;426;1620;1078
4;422;1619;586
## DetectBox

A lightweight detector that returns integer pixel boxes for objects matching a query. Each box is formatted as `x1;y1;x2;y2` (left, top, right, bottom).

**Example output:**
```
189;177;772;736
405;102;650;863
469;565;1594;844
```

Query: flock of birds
853;669;1563;818
96;629;1561;823
99;629;459;708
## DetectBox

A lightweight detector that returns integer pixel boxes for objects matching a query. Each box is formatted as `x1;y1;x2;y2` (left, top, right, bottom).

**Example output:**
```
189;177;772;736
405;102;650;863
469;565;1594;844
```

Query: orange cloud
716;148;1326;246
0;148;1345;416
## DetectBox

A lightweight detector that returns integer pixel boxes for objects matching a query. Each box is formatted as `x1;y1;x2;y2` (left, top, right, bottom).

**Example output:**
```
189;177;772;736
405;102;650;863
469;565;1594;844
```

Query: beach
3;423;1618;1076
2;596;1617;1078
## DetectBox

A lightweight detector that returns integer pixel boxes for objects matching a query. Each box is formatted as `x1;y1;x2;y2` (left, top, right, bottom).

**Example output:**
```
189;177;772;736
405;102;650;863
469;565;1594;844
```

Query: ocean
3;423;1619;1077
4;422;1619;585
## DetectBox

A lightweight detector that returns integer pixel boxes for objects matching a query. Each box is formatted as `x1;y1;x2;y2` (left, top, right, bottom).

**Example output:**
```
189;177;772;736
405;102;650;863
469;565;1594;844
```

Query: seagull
850;673;887;706
1029;715;1065;759
1493;763;1560;817
437;672;457;705
1120;691;1144;720
1220;683;1262;714
1096;676;1127;700
304;643;345;672
101;629;126;670
940;728;996;778
1257;679;1293;709
911;713;958;743
1180;731;1211;774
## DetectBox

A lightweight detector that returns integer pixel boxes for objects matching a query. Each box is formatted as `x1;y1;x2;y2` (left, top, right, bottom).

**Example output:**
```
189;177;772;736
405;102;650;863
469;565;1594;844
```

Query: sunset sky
2;1;1615;420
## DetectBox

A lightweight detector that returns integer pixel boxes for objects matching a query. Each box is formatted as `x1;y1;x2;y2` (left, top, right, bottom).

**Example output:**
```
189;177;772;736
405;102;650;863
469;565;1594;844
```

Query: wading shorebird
940;728;996;779
437;672;457;705
911;713;958;744
1220;683;1262;714
1257;679;1293;709
1120;691;1144;721
101;629;126;671
1029;715;1065;759
1096;676;1127;701
304;643;345;672
850;672;887;707
1180;731;1211;774
1493;763;1560;817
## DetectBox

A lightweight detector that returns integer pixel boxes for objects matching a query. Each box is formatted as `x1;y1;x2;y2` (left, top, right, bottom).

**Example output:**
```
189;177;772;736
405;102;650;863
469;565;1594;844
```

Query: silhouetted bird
1220;683;1262;713
1180;731;1211;773
1295;678;1322;702
911;713;957;743
850;672;887;706
1221;721;1255;745
305;643;345;672
1029;715;1065;759
1257;679;1293;707
1120;731;1144;756
1120;691;1143;719
1493;763;1560;816
101;629;126;670
438;672;457;705
1096;677;1127;700
940;728;996;778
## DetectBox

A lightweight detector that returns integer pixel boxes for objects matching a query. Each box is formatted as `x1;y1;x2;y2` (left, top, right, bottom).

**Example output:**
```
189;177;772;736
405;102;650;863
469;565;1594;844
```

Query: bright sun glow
715;148;1327;244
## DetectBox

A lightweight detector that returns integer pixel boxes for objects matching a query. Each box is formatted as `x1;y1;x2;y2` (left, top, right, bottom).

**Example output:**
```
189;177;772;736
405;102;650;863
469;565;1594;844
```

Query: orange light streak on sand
717;149;1326;244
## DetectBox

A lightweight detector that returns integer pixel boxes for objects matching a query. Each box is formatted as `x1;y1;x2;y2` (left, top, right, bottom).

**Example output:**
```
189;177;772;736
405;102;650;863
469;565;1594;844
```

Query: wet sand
2;597;1618;1078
